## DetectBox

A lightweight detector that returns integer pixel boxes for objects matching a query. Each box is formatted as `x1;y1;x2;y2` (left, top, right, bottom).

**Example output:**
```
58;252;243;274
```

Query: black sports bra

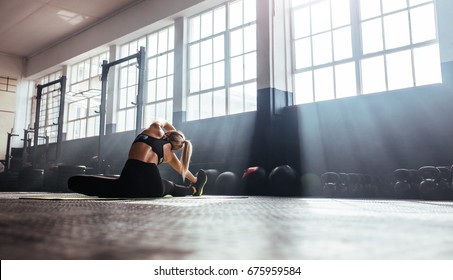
133;134;169;164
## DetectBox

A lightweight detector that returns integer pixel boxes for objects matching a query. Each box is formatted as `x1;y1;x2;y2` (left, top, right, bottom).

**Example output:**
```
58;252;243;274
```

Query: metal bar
98;60;109;164
32;86;43;168
135;46;146;135
106;52;140;68
5;131;18;171
39;78;62;88
55;76;66;164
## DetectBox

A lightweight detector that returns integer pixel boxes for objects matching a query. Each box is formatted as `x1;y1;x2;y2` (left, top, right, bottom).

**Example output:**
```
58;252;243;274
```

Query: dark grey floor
1;192;452;260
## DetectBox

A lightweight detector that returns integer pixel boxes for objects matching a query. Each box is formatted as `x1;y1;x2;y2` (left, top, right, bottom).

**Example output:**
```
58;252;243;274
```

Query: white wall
0;54;23;166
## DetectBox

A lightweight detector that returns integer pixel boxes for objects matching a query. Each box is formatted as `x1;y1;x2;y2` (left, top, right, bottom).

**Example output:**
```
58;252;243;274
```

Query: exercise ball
242;166;268;195
202;169;221;195
215;171;239;195
269;165;297;196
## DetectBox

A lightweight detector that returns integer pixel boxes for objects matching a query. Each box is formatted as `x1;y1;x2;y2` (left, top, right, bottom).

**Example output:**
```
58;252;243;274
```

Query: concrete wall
0;54;23;167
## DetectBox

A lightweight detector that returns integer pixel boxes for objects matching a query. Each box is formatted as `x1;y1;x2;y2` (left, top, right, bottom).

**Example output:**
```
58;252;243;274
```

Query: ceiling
0;0;143;58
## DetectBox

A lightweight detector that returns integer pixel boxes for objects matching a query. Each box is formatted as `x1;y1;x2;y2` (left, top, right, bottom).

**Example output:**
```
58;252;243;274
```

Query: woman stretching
68;119;207;198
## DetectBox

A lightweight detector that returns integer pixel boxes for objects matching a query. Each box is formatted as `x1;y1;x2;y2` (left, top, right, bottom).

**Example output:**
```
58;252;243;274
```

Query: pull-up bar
34;76;67;168
98;46;146;164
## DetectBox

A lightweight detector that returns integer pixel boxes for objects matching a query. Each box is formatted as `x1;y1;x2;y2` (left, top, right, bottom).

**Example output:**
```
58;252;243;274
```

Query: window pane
335;62;357;98
167;53;174;75
214;61;225;87
295;38;312;69
314;67;334;102
333;26;352;61
361;18;383;54
213;35;225;61
190;44;200;68
168;26;175;50
230;29;243;57
189;16;200;42
148;58;157;79
413;44;442;86
244;0;256;24
411;4;436;43
167;75;173;98
331;0;350;28
384;11;410;49
244;52;256;80
213;6;226;34
157;54;167;78
360;0;381;20
292;0;310;7
387;50;413;90
229;85;243;114
200;39;213;65
294;71;314;104
190;68;200;93
201;11;213;39
361;56;386;94
231;56;244;83
156;78;167;100
229;0;243;29
188;95;200;120
244;24;256;53
200;64;213;90
200;92;213;119
244;82;257;112
293;7;310;38
158;29;168;53
312;32;332;65
147;80;156;102
156;101;167;120
410;0;431;6
213;89;226;117
382;0;407;13
128;65;137;84
311;0;331;34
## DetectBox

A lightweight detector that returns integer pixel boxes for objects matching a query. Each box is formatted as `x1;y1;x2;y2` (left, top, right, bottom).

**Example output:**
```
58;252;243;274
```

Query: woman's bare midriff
128;142;159;165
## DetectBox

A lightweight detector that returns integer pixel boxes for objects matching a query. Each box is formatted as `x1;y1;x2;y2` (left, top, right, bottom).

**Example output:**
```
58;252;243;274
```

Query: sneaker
192;169;208;196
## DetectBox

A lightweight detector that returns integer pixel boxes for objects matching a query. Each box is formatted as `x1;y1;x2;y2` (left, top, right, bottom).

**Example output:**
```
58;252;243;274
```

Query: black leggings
68;159;193;198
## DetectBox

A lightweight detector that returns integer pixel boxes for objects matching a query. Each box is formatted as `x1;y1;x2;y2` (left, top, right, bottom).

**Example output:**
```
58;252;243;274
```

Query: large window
187;0;257;121
66;51;108;140
146;26;174;125
118;25;174;132
292;0;441;104
118;37;146;132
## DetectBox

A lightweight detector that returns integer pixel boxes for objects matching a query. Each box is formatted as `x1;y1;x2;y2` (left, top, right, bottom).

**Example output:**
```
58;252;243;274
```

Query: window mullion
351;0;363;95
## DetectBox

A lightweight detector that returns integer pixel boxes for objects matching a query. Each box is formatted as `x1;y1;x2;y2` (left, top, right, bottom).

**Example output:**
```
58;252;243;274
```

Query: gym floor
0;192;452;260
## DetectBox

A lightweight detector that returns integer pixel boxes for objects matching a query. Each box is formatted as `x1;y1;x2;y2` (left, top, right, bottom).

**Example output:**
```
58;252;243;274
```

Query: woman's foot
192;169;207;196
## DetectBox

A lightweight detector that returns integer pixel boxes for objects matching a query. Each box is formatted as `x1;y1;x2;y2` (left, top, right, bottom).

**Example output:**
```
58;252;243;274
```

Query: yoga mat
19;195;248;200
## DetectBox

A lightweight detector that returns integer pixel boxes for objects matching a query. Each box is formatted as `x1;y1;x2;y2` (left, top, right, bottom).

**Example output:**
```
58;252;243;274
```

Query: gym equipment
268;165;297;196
418;166;441;200
98;47;146;167
2;130;19;172
393;169;414;199
337;173;349;197
33;76;67;168
436;166;451;200
320;172;339;198
242;166;267;195
18;168;44;191
347;173;362;197
215;171;239;195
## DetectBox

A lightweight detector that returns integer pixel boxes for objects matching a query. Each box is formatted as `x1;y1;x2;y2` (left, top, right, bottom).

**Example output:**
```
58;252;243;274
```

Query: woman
68;119;207;198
